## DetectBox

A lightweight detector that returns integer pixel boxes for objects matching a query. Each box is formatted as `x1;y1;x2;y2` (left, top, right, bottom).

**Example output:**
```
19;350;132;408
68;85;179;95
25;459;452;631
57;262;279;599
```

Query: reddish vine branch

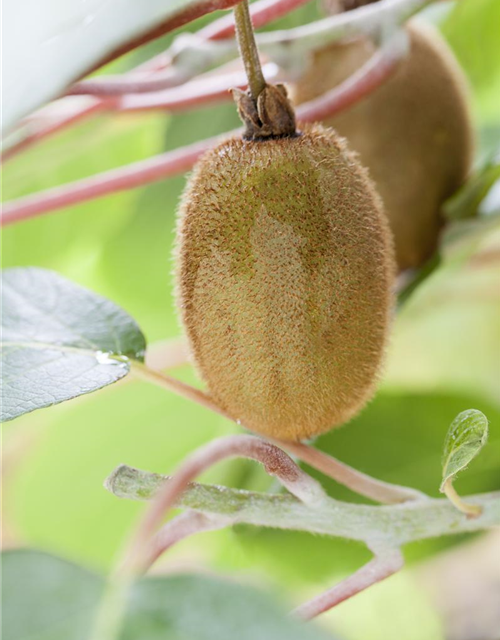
2;0;309;161
1;40;403;227
71;0;311;96
128;364;426;506
2;64;278;162
279;439;425;503
124;435;326;572
293;548;404;619
117;63;279;112
2;102;110;162
1;137;218;225
142;511;229;571
297;29;408;121
199;0;312;40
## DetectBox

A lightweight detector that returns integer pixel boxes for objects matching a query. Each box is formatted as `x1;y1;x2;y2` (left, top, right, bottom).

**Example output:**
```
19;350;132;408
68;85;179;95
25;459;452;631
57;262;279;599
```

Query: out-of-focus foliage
3;549;335;640
442;0;500;127
2;1;500;639
3;0;238;132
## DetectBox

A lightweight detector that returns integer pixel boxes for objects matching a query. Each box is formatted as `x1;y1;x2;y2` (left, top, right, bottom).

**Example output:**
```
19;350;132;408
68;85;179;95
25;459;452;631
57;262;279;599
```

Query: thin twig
142;511;230;571
1;136;220;225
66;65;196;97
3;0;429;162
1;100;109;162
276;440;426;504
106;464;500;545
128;364;427;504
298;28;408;122
117;63;279;113
130;361;229;420
292;547;404;619
1;33;407;227
124;435;326;572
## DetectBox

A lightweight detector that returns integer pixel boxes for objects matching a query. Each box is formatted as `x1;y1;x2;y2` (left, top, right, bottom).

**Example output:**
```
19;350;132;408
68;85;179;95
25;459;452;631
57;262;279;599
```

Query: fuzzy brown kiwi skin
175;123;395;442
291;20;474;271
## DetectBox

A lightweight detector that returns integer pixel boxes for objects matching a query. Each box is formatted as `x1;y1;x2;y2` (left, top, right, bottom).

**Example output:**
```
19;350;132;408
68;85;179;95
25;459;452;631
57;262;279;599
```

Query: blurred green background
2;1;500;639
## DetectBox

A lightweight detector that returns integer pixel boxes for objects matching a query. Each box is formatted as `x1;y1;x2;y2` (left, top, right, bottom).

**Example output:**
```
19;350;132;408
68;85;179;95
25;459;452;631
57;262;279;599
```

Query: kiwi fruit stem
234;0;266;101
233;0;297;139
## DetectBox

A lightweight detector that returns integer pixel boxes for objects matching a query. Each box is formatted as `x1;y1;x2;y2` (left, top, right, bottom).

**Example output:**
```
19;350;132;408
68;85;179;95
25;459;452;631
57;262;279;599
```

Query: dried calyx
232;84;297;140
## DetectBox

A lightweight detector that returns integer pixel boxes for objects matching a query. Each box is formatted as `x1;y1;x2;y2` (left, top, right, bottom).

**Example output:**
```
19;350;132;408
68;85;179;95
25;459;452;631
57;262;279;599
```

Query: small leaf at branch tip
440;409;489;492
103;463;126;493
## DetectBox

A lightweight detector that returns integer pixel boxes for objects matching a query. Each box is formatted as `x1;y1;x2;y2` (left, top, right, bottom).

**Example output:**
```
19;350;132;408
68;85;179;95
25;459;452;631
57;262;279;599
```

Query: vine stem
91;437;322;640
89;513;228;640
130;361;229;420
123;435;326;573
65;0;429;97
276;440;426;504
2;0;309;161
130;363;423;505
117;63;279;113
234;0;267;100
104;460;500;621
1;100;108;162
1;35;404;227
107;464;500;544
142;511;230;571
300;28;408;122
292;548;404;619
2;0;430;164
1;136;218;225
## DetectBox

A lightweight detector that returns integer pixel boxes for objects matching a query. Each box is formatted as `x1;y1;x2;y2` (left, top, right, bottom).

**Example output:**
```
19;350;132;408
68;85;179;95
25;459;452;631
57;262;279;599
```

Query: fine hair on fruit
176;122;395;441
291;20;474;271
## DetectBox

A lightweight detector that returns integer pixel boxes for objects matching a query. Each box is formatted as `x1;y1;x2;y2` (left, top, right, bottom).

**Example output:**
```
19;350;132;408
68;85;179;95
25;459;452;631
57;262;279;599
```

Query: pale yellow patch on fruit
176;124;395;441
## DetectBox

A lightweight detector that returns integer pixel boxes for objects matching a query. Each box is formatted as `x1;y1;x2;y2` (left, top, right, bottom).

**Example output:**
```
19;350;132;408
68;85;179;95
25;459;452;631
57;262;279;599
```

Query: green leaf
1;267;146;422
2;549;336;640
440;409;489;491
2;549;103;640
3;0;236;133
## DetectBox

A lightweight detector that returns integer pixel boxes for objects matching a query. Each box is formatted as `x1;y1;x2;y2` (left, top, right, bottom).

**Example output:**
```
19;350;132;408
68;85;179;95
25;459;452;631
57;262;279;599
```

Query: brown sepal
232;84;297;140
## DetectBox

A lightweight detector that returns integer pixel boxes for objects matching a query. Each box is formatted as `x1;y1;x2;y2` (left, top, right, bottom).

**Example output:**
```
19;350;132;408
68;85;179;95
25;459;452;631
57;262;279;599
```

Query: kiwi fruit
291;20;474;271
175;120;395;442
